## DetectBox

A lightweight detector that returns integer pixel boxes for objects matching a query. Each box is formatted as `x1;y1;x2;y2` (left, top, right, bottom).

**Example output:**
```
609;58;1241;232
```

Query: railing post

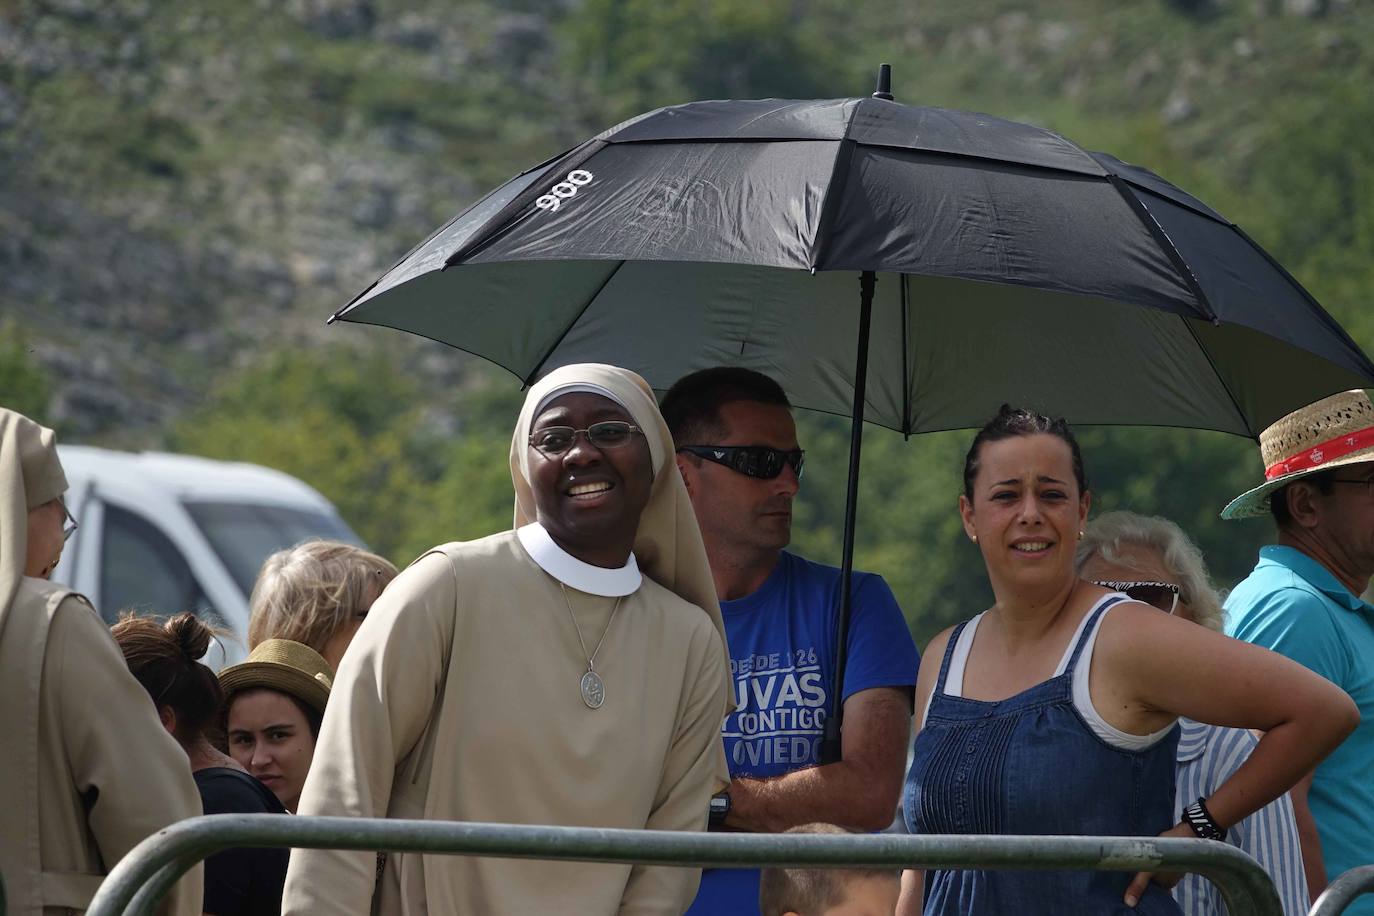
1310;865;1374;916
126;859;199;916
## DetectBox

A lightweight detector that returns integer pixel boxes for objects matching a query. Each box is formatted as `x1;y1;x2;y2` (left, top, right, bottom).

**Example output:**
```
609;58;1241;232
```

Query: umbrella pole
818;270;876;765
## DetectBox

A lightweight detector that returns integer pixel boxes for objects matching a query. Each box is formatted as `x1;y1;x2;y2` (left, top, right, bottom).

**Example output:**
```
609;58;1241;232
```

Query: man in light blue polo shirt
1223;389;1374;912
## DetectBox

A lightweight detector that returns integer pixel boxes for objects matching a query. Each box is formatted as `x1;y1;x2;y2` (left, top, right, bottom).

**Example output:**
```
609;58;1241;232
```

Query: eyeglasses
1093;579;1180;614
529;421;643;456
1328;477;1374;497
60;499;78;542
677;445;805;480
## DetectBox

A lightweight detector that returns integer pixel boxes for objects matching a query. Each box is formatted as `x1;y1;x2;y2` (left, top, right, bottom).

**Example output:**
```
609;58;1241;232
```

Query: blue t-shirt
1226;545;1374;916
687;550;919;916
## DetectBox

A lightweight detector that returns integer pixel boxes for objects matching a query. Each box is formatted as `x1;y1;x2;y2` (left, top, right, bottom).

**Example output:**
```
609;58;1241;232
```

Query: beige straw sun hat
1222;389;1374;520
219;638;333;715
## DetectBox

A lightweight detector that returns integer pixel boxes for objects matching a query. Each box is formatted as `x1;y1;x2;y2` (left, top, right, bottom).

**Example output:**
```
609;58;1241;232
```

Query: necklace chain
559;582;623;672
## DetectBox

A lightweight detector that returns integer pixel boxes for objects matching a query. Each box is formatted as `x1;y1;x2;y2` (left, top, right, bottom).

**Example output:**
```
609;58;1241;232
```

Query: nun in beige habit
0;408;202;915
283;364;733;916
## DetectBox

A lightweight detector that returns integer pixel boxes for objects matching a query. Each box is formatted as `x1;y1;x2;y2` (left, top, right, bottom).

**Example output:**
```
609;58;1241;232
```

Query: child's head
758;823;900;916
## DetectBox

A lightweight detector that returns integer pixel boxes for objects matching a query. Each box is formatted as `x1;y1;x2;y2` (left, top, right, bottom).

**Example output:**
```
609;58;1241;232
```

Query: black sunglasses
529;421;642;456
1092;579;1180;614
677;445;805;480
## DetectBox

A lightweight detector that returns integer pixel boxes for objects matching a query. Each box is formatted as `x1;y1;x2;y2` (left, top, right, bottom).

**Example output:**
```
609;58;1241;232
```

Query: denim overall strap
933;619;972;695
1062;594;1128;676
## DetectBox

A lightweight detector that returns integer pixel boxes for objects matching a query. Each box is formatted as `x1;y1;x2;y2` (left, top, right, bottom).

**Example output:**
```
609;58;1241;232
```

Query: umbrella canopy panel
347;257;1368;437
336;96;1374;436
466;140;836;269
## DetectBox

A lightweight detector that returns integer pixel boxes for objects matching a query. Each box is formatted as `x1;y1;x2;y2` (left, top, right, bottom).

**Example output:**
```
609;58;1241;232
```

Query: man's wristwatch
708;791;731;827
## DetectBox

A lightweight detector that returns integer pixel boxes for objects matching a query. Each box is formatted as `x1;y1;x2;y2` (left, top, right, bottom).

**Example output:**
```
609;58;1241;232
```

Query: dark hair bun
165;612;212;662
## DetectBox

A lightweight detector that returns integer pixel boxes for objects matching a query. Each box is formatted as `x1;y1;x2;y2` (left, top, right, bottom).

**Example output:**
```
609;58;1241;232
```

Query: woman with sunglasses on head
896;405;1357;916
282;364;733;916
1076;511;1309;916
0;408;201;916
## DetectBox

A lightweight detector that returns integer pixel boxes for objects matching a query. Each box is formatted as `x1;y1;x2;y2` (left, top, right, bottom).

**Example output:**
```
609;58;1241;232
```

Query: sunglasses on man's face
677;445;805;481
1092;579;1180;614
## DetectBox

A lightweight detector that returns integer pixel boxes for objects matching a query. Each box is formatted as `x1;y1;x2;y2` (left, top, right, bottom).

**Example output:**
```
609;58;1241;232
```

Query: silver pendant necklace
559;583;624;709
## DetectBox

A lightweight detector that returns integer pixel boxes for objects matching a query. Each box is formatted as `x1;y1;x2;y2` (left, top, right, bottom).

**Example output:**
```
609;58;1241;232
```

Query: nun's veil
0;409;67;621
510;363;734;713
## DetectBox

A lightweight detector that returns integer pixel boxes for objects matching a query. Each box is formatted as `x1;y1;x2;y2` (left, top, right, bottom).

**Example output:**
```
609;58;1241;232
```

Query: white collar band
517;522;642;597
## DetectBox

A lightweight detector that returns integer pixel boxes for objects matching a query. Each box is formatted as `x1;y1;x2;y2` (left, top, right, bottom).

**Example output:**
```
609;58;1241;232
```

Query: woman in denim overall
908;593;1180;913
897;406;1358;915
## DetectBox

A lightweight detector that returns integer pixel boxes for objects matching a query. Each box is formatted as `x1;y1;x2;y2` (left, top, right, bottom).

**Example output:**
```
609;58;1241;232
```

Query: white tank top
919;596;1175;751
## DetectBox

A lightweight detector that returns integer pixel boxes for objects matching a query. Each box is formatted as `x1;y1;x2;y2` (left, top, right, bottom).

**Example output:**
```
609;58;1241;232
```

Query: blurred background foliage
3;0;1373;645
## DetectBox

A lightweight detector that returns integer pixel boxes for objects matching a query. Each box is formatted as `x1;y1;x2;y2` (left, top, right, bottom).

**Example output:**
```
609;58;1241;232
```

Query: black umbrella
332;66;1374;760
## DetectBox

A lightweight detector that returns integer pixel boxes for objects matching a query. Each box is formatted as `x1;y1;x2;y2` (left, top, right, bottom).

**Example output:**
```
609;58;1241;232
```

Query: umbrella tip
872;63;894;101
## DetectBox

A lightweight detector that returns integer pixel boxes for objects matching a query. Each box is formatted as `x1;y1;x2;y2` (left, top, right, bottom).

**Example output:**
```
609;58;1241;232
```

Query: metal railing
1312;865;1374;916
86;815;1286;916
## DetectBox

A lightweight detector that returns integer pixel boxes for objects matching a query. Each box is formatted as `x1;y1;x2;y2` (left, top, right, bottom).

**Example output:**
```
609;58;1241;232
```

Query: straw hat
219;639;333;715
1222;389;1374;520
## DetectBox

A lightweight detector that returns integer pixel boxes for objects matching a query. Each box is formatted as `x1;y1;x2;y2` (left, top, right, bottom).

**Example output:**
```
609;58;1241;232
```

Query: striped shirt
1173;719;1309;916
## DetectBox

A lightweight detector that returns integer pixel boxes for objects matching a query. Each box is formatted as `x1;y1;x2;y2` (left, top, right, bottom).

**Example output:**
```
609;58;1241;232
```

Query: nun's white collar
517;522;642;597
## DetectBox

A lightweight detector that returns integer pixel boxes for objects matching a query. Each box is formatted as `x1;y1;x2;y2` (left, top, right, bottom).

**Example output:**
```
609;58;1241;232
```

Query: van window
182;502;361;598
101;505;218;625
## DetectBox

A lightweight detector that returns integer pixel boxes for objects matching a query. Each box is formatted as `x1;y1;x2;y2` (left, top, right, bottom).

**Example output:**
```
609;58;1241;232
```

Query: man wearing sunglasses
1222;390;1374;911
663;367;918;916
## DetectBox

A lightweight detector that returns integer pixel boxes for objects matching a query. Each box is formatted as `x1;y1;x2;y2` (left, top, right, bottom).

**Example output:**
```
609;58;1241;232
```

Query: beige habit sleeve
46;596;203;916
282;551;457;915
619;618;731;915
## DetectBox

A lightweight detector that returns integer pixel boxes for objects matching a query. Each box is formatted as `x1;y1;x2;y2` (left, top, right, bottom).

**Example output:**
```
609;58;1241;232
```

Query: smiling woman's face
528;392;653;566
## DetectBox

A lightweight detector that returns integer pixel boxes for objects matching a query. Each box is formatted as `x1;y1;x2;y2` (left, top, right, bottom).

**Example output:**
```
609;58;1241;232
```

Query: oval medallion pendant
580;670;605;709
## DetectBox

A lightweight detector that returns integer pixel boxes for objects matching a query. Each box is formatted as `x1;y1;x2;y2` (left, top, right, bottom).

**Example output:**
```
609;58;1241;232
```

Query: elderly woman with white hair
282;364;733;915
1076;510;1309;916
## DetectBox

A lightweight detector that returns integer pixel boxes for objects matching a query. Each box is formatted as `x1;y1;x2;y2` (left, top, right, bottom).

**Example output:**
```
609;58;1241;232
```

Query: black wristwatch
1181;797;1227;841
709;791;731;827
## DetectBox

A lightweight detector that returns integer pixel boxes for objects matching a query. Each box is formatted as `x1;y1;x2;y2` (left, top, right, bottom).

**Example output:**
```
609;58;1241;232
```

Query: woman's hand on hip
1124;822;1195;907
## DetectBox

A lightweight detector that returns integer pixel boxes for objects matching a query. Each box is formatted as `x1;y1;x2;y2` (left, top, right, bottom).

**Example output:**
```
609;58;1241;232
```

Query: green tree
396;382;524;561
0;319;53;421
172;346;437;564
786;415;1274;649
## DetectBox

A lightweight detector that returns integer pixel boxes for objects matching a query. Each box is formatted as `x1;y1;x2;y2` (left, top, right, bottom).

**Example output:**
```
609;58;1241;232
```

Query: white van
51;446;364;664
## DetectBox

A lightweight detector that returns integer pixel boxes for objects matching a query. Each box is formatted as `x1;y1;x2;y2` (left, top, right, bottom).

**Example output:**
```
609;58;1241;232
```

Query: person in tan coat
0;408;202;915
282;364;735;915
